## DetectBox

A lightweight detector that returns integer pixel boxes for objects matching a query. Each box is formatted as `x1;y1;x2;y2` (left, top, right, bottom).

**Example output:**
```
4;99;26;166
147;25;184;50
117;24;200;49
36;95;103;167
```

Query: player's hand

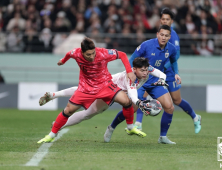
175;74;181;84
151;78;169;86
136;100;151;116
57;60;64;66
127;72;136;84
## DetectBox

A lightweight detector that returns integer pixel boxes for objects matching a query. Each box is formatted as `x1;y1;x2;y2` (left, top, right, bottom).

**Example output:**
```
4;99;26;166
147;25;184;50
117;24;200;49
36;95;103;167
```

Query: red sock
122;105;134;124
51;112;69;133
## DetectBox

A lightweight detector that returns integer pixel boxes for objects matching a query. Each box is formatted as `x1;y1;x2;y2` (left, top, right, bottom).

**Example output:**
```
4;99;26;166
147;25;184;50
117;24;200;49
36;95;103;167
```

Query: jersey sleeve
169;30;180;51
103;49;119;62
134;41;147;57
61;49;77;64
149;66;166;80
169;46;179;74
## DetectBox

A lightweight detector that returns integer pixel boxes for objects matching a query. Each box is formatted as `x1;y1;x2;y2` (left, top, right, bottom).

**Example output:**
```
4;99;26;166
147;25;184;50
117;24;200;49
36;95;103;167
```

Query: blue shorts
137;84;169;100
166;80;181;92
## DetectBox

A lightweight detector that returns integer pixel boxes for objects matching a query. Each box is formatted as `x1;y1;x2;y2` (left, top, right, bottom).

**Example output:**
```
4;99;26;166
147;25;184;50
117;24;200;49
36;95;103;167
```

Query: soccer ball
147;99;162;116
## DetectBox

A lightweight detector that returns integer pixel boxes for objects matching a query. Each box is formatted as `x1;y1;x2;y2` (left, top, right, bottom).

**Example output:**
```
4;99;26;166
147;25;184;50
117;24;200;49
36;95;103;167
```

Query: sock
127;124;134;130
51;111;69;134
52;87;78;99
160;111;173;136
136;109;143;123
122;105;134;125
135;121;142;127
178;99;196;119
110;110;125;129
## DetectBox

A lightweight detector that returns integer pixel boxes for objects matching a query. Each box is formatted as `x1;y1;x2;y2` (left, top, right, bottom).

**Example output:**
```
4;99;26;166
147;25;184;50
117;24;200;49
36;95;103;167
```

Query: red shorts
69;81;122;109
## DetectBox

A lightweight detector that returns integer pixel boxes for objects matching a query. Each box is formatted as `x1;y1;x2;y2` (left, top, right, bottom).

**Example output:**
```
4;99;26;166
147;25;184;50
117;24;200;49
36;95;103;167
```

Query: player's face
160;14;173;27
82;49;96;62
133;66;148;79
157;29;171;48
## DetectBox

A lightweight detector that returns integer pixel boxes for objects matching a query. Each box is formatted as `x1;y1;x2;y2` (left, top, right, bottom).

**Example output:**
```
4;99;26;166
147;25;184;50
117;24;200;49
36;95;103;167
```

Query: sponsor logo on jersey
151;53;155;56
137;45;141;51
175;40;179;46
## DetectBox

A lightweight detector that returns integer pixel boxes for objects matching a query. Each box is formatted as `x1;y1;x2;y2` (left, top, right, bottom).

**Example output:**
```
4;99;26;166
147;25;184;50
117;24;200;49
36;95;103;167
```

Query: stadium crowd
0;0;221;55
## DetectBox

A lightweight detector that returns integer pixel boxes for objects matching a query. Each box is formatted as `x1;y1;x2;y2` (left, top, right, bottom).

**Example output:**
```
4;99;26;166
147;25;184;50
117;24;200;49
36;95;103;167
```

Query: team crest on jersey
108;49;116;55
137;45;141;51
165;50;169;58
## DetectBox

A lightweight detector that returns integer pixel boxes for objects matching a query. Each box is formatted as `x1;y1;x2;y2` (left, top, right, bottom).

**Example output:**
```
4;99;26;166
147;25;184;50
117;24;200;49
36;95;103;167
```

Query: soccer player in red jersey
37;37;145;143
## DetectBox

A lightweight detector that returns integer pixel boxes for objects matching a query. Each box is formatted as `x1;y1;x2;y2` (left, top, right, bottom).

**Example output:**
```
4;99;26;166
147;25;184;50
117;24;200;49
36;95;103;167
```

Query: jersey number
155;60;162;67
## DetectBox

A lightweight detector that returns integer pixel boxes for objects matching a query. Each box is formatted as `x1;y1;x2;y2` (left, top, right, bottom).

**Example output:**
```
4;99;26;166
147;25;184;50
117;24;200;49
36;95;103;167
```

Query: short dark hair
158;25;171;34
160;8;175;19
81;37;95;52
133;57;149;68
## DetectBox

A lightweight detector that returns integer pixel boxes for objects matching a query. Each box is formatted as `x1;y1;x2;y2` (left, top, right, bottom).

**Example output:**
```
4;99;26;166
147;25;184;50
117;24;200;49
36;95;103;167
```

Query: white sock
127;124;134;130
51;86;78;99
49;131;56;138
135;121;142;127
193;115;198;122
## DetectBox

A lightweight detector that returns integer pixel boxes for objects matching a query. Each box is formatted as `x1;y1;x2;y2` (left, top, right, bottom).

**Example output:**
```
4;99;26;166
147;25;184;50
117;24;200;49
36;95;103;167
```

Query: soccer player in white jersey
39;57;167;142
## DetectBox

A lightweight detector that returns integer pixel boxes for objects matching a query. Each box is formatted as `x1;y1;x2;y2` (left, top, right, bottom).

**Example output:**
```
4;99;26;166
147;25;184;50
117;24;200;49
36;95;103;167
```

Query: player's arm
117;51;136;83
57;50;73;66
149;65;168;86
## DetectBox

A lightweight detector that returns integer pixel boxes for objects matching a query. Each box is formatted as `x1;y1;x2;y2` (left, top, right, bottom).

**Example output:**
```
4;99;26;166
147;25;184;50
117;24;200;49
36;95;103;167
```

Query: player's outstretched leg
178;99;201;134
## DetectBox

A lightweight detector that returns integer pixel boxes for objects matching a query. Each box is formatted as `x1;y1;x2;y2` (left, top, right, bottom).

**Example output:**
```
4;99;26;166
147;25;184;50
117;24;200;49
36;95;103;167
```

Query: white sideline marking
25;128;69;166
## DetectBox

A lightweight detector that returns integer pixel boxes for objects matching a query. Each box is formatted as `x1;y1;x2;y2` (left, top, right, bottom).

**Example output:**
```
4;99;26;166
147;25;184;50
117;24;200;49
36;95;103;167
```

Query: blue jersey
164;28;180;81
133;38;177;84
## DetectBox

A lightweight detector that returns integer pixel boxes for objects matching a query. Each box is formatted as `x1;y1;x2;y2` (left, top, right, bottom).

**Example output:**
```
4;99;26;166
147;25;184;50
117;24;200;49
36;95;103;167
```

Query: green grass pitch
0;109;221;170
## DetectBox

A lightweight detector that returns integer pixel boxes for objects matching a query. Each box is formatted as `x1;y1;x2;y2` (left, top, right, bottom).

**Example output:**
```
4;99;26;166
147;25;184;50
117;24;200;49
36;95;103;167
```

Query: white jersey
111;66;166;105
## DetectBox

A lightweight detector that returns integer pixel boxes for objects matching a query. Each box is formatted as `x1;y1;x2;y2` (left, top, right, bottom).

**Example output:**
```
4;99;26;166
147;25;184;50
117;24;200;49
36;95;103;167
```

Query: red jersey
61;47;123;94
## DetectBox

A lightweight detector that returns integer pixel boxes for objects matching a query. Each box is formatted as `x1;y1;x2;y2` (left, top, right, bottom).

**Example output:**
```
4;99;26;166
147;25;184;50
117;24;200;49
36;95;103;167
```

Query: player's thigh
92;99;109;114
169;89;182;105
132;103;138;113
157;93;174;113
114;90;131;107
64;102;81;116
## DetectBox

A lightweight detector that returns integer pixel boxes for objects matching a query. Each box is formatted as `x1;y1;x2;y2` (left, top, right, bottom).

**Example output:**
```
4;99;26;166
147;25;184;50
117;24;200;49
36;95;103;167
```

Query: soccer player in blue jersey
104;25;179;144
134;8;201;134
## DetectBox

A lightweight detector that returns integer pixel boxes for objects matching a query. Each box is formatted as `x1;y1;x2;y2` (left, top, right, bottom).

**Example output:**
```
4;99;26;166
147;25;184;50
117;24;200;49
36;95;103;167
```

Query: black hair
160;8;175;19
133;57;149;68
81;37;95;53
158;25;171;34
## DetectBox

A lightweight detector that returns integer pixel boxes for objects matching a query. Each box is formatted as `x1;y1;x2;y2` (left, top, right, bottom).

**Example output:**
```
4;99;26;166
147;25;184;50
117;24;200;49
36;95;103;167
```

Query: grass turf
0;109;221;170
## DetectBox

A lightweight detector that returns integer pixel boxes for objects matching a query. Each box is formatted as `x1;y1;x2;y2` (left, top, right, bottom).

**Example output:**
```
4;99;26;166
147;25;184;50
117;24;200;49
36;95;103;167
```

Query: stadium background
0;1;222;169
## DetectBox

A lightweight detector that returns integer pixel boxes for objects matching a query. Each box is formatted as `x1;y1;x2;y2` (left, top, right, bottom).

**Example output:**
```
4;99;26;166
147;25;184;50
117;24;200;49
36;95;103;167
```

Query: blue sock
178;99;196;119
136;109;143;123
110;111;125;129
160;111;173;136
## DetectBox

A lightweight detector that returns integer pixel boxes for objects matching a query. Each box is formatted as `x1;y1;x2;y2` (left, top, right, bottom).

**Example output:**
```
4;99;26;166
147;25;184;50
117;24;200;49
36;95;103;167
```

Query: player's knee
122;99;132;108
173;98;182;105
163;103;174;114
64;106;74;116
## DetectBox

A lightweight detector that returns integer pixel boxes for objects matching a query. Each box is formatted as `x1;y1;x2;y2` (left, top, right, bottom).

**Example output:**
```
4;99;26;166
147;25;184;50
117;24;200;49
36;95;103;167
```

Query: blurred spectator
23;28;43;52
73;12;85;33
52;33;67;49
52;11;71;32
39;28;53;52
0;28;6;52
6;12;26;31
84;0;102;19
195;33;214;56
7;26;24;52
185;14;196;34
